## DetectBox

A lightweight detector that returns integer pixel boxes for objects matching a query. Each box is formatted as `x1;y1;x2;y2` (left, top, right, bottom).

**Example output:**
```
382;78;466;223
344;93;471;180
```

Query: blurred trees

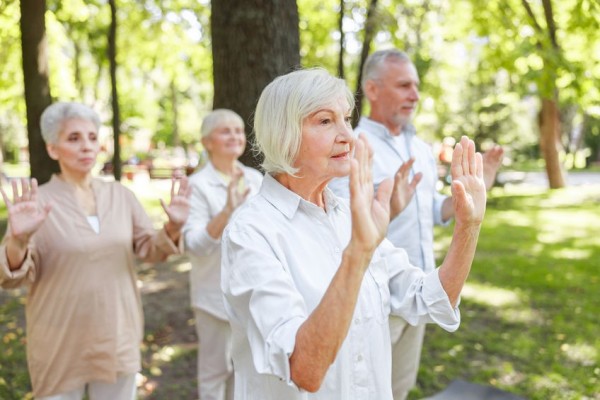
2;0;599;184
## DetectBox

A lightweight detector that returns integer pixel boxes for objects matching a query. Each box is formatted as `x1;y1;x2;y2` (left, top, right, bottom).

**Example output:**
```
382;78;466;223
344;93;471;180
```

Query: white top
86;215;100;234
329;117;450;272
221;174;460;400
183;161;263;318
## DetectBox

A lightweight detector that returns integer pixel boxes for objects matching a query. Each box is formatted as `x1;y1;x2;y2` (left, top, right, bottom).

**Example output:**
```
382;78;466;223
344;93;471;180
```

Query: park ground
1;171;599;399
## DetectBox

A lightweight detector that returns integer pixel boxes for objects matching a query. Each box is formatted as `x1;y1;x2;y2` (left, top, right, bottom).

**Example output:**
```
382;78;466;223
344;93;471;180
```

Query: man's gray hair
253;68;355;176
201;109;244;138
361;49;411;91
40;102;101;144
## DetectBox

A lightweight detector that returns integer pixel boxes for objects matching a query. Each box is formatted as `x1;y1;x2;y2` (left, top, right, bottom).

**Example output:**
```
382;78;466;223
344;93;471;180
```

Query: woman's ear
46;143;59;160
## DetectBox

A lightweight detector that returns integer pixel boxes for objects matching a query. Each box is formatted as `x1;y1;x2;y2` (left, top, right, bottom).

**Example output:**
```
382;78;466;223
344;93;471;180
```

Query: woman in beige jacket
0;102;191;400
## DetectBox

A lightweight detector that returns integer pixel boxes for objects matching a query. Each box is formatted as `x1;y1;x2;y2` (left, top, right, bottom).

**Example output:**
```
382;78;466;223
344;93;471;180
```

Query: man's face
368;60;420;132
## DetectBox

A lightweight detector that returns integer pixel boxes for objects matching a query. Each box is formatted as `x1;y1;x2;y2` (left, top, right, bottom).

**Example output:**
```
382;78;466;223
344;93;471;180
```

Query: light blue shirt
221;174;459;400
329;117;450;273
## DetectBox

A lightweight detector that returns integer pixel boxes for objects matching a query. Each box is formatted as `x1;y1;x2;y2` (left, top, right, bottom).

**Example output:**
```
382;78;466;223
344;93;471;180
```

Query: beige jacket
0;175;181;397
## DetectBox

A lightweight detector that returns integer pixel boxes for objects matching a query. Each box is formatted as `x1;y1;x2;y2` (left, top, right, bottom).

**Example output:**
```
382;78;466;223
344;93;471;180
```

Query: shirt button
354;318;360;325
334;247;340;253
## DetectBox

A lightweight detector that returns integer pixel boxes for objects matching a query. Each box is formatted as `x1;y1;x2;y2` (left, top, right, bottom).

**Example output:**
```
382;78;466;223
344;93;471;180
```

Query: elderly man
329;49;503;399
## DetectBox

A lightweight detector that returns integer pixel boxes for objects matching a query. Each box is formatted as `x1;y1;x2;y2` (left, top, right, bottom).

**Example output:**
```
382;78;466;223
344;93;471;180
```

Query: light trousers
193;308;234;400
389;316;426;400
36;373;137;400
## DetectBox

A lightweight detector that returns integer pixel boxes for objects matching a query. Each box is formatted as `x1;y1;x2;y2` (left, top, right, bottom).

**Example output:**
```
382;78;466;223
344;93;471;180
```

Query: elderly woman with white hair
183;109;262;400
220;68;487;399
0;101;191;400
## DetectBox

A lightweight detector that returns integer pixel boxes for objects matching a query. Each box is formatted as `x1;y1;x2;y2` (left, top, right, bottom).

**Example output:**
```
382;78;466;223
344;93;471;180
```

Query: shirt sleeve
431;154;452;227
183;183;221;257
221;226;306;389
379;239;460;331
0;234;37;289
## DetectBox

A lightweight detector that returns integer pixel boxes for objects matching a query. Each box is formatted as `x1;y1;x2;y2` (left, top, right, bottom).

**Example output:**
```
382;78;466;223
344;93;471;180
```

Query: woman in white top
0;102;190;399
220;69;487;400
183;109;262;400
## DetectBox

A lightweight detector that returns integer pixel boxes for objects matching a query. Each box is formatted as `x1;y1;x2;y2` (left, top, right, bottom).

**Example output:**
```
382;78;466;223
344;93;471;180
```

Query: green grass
1;182;599;399
411;185;600;399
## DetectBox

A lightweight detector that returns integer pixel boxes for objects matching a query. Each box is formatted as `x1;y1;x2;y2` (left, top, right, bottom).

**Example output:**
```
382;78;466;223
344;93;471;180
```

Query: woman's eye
320;119;331;125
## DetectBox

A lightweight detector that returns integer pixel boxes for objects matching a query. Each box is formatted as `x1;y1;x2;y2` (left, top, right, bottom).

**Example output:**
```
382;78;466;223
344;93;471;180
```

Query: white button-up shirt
329;117;449;272
184;161;263;318
221;174;460;400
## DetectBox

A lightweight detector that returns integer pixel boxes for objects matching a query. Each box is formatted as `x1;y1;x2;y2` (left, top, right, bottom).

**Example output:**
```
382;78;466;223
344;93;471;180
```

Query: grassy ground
1;179;599;399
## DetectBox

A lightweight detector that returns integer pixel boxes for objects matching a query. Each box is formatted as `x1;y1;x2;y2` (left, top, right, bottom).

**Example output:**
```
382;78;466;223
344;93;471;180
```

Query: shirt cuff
0;245;35;284
422;269;461;331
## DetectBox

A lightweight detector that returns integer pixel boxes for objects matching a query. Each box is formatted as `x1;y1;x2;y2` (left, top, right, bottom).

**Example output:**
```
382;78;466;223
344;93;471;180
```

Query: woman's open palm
0;178;51;241
449;136;486;226
349;135;393;254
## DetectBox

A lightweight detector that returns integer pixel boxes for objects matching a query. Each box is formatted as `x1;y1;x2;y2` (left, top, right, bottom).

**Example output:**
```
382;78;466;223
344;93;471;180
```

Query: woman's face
203;118;246;160
294;96;354;183
46;118;100;176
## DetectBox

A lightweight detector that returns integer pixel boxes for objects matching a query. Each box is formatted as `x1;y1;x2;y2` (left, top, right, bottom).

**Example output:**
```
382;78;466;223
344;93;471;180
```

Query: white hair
40;102;101;144
201;109;244;138
253;68;355;175
361;49;411;92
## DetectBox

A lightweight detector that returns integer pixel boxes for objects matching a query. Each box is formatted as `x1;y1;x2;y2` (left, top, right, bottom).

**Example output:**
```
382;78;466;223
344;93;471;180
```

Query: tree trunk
20;0;59;183
211;0;301;170
108;0;122;180
352;0;379;127
337;0;345;79
539;98;565;188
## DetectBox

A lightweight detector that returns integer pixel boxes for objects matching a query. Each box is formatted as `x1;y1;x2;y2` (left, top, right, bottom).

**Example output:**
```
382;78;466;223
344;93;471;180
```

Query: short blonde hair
253;68;355;175
201;109;244;138
40;102;101;144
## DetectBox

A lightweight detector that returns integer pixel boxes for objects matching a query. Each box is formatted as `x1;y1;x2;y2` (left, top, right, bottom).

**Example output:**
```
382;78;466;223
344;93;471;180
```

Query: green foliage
411;185;600;399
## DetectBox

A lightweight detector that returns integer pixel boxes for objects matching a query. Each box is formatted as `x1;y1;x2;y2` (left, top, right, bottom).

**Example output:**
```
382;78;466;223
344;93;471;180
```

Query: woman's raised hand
348;134;393;256
0;178;51;243
224;169;250;215
449;136;486;226
161;174;192;232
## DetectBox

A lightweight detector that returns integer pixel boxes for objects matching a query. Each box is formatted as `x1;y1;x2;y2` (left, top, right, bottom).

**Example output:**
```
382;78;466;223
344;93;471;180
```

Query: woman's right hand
348;135;393;258
0;178;51;243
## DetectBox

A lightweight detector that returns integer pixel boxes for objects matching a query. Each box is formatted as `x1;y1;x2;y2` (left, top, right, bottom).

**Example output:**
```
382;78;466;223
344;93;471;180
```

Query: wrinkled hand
0;178;51;242
449;136;486;226
390;158;422;220
160;175;192;231
224;169;250;215
349;135;393;255
482;145;504;190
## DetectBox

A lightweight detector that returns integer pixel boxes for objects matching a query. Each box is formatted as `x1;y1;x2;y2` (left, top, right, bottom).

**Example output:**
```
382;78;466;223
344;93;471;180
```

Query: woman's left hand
449;136;486;226
161;174;192;238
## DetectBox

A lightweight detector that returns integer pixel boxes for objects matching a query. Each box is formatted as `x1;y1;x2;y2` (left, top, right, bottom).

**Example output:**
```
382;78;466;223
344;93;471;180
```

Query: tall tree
20;0;59;183
521;0;565;188
353;0;379;126
108;0;121;180
211;0;301;169
337;0;346;79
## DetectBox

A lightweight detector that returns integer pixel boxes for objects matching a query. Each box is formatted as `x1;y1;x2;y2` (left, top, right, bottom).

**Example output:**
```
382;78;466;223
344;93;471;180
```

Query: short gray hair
253;68;355;175
40;102;101;144
361;49;411;92
201;109;244;138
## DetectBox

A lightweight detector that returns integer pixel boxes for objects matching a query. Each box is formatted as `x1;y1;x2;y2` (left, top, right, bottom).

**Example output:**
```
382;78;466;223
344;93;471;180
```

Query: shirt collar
358;117;416;140
260;174;342;219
